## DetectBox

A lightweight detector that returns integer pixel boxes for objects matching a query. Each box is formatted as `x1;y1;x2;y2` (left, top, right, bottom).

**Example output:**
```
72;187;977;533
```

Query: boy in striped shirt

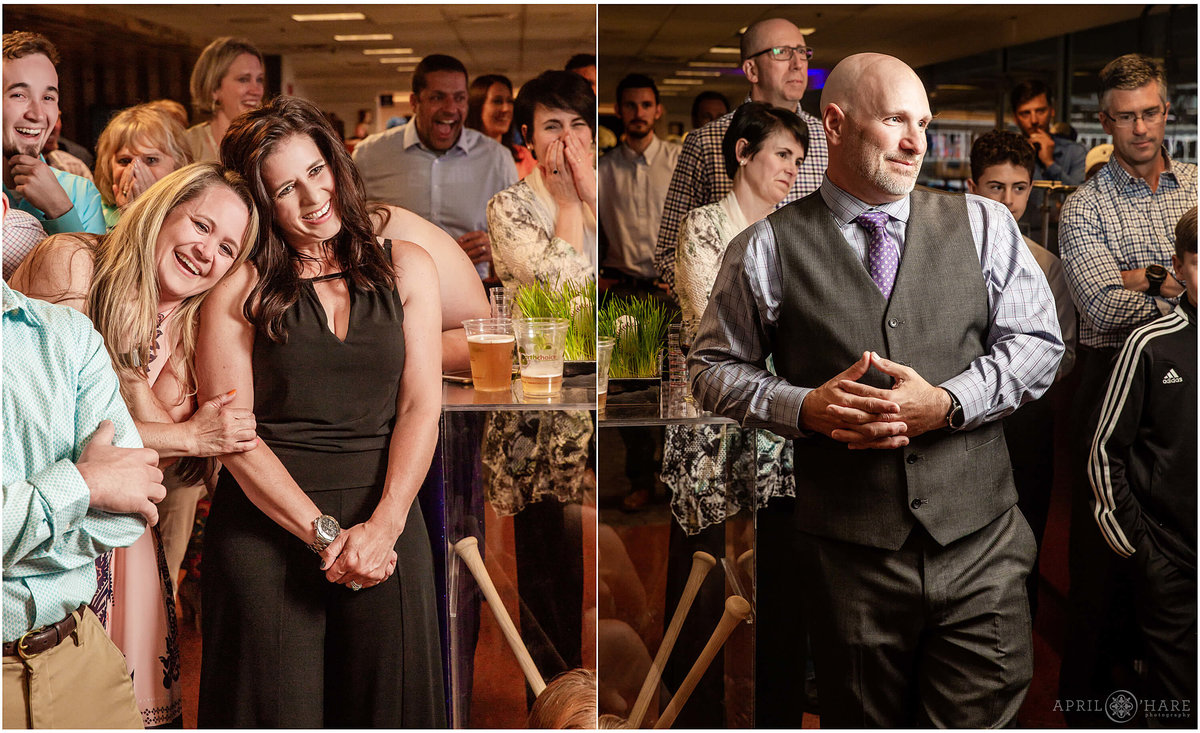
1090;205;1196;725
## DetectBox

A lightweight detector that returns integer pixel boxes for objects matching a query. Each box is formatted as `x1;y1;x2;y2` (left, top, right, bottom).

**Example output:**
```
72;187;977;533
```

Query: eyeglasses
1103;106;1166;128
746;45;813;63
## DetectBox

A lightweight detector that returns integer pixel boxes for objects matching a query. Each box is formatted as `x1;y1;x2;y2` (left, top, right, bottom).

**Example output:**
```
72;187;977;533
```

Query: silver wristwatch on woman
309;514;341;553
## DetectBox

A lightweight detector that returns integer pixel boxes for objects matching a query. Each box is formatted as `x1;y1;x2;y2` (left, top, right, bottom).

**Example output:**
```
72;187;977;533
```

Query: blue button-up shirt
1060;148;1198;349
2;283;145;640
3;161;106;236
352;120;517;240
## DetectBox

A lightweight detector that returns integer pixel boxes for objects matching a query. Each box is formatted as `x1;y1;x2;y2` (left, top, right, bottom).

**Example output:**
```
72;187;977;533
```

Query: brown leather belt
3;605;84;659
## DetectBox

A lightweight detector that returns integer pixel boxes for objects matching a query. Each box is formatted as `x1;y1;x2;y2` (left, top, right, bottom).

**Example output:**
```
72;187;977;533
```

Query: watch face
315;515;339;541
1147;264;1168;280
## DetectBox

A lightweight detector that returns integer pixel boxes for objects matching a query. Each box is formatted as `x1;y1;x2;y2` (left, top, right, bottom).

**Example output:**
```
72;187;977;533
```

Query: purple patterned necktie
855;210;900;299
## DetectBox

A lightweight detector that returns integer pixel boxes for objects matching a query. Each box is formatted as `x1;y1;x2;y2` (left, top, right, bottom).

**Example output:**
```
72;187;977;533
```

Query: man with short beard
598;73;680;296
2;31;104;236
689;53;1063;726
353;54;516;280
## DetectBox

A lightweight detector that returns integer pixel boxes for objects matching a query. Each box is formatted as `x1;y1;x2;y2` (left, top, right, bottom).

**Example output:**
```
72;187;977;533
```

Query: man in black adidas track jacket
1089;206;1196;726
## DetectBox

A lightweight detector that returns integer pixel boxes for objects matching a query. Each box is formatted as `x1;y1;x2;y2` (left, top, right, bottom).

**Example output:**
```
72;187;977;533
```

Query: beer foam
467;333;515;343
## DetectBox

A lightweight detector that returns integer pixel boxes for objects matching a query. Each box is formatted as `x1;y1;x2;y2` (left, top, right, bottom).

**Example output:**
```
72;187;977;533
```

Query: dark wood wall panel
3;5;200;153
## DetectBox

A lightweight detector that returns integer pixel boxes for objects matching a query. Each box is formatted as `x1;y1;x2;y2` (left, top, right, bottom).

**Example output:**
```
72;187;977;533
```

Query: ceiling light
709;46;740;54
379;57;421;64
334;34;394;42
678;70;721;77
292;12;365;22
363;48;414;55
798;28;816;35
688;61;740;69
396;66;417;73
661;78;705;86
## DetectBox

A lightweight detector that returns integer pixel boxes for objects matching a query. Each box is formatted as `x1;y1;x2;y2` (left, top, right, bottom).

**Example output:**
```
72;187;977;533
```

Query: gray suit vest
770;187;1016;550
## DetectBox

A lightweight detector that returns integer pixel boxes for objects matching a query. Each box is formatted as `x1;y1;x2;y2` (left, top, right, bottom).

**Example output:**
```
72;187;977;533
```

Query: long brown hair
220;95;394;342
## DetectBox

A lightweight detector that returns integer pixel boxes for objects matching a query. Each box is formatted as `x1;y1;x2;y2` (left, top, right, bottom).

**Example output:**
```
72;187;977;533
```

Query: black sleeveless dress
198;247;446;727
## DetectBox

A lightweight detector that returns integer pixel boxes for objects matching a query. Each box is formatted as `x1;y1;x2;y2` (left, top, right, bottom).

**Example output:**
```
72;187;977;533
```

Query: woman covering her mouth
10;162;260;727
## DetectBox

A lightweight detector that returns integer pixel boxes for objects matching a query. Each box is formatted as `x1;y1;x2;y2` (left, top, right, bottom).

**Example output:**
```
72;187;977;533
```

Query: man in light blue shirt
2;282;164;728
2;32;105;237
353;54;516;280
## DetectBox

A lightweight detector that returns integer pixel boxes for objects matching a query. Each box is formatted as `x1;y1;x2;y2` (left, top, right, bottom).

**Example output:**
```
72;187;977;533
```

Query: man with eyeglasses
1057;52;1197;727
654;18;828;291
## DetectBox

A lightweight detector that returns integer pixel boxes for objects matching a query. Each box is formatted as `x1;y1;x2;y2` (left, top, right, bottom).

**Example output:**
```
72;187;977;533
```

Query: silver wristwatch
309;514;341;553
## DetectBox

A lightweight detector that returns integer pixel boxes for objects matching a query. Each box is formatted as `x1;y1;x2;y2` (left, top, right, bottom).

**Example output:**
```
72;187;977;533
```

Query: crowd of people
598;16;1195;730
2;29;600;729
1;11;1195;732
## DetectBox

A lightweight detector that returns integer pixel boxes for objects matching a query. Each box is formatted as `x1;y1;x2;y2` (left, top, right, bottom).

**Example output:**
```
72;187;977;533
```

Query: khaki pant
3;607;143;729
157;480;206;593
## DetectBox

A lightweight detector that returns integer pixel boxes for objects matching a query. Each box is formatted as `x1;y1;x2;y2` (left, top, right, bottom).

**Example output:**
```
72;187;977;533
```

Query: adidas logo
1162;368;1184;385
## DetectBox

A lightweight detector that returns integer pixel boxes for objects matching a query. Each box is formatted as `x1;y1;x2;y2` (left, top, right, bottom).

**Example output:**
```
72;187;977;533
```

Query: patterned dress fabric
663;193;794;535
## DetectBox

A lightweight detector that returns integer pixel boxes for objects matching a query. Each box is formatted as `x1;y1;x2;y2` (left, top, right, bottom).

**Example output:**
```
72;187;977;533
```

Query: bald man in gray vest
689;53;1064;727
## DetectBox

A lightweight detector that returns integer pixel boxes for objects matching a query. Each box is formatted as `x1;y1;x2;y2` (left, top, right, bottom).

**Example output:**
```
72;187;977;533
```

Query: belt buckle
16;626;45;660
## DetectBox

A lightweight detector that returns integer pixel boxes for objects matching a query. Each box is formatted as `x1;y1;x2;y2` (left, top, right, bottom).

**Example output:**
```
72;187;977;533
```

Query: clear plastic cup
489;286;519;320
512;318;570;396
462;318;515;391
596;336;615;411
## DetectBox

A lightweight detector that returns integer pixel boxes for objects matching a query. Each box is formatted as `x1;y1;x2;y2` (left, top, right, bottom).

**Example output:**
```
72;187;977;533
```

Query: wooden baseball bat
453;536;546;696
653;595;752;729
628;550;716;728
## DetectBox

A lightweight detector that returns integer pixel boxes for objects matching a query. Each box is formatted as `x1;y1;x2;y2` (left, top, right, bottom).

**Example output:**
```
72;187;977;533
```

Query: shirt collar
619;135;663;164
2;282;41;324
1105;145;1180;191
818;175;911;227
401;119;470;155
741;94;805;117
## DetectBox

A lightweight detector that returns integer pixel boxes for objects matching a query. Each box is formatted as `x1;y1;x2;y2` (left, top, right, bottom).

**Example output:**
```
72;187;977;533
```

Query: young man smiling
2;32;105;238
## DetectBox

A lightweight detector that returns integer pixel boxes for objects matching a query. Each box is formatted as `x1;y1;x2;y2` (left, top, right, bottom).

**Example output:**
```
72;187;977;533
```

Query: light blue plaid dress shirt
1059;149;1198;349
2;283;145;641
689;178;1063;437
654;99;828;288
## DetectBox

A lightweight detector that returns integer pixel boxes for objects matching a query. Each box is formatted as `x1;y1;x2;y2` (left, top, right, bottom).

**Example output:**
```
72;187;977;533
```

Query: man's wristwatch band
944;388;964;431
1146;264;1168;297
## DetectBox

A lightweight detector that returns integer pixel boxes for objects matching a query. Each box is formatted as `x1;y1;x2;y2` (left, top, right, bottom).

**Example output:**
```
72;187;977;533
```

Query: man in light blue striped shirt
2;282;164;728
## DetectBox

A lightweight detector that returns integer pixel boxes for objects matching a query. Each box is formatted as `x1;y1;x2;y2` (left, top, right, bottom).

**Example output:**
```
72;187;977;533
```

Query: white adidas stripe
1088;311;1189;558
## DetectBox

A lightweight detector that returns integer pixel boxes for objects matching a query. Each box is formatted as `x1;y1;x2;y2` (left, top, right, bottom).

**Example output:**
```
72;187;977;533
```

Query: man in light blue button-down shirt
2;282;164;727
353;54;517;280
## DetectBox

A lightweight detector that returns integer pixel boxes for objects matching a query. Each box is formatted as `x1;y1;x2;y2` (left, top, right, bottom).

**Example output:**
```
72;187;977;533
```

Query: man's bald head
820;53;924;117
740;18;810;109
820;53;932;204
741;18;801;61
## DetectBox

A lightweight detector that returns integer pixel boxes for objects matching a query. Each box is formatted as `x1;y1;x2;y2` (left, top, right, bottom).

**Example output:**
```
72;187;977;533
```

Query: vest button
911;498;923;509
888;318;899;328
906;453;919;464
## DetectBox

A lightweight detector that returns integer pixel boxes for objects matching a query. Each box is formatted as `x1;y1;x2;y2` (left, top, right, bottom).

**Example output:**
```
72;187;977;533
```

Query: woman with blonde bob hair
10;161;260;727
185;36;265;162
94;102;193;231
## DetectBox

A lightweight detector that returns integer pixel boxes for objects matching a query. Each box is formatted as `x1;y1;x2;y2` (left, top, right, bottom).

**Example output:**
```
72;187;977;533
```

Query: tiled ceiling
598;4;1155;109
30;3;596;107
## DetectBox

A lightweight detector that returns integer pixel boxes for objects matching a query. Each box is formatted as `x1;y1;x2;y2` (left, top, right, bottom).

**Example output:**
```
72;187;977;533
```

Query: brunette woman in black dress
194;96;445;727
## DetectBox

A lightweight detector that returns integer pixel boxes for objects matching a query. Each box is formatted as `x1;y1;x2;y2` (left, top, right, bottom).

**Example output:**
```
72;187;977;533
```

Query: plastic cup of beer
596;337;615;411
463;318;515;391
513;317;570;396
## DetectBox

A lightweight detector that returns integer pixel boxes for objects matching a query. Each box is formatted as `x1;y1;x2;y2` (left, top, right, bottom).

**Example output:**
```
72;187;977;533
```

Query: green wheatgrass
597;294;674;378
514;279;596;361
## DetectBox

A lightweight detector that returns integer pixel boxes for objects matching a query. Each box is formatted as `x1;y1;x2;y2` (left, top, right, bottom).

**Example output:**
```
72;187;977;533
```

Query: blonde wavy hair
189;37;264;117
88;162;257;404
94;103;193;208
